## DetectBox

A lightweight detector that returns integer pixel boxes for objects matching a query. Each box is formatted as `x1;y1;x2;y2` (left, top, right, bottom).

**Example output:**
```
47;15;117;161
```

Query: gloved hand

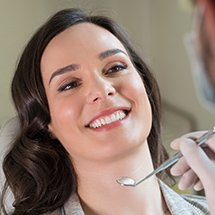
170;131;215;214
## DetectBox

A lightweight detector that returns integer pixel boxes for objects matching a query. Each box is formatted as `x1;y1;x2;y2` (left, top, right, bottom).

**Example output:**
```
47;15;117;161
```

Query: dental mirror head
117;176;136;187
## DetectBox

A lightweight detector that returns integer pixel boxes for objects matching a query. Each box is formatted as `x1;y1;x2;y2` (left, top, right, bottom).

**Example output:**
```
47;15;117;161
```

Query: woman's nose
86;76;116;103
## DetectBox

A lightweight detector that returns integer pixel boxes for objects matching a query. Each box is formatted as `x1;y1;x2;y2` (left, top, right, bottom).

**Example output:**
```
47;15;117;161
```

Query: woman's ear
48;123;57;139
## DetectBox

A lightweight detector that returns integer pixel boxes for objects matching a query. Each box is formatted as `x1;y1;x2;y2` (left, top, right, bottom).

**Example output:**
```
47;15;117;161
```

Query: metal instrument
117;128;215;187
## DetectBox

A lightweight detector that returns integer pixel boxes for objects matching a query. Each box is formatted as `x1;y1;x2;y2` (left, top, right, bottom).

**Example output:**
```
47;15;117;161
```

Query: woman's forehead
42;23;127;58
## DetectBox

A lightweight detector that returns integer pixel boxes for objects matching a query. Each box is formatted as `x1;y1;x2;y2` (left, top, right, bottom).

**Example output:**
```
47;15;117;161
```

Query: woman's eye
106;64;128;75
57;81;81;92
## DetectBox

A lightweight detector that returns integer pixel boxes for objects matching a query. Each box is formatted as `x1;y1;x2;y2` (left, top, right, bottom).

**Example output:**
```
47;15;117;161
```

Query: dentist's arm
170;131;215;214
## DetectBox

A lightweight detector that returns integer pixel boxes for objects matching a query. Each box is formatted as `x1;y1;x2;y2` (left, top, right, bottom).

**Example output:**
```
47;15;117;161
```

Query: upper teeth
89;110;126;128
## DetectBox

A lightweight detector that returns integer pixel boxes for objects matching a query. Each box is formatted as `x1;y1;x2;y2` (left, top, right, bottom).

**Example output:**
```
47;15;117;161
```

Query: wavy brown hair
1;8;172;215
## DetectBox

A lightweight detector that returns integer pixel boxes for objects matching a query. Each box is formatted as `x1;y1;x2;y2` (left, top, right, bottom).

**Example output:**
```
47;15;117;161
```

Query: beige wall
0;0;214;142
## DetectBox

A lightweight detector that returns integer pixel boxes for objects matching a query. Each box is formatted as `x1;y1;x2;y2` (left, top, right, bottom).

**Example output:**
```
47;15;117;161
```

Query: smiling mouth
86;110;129;129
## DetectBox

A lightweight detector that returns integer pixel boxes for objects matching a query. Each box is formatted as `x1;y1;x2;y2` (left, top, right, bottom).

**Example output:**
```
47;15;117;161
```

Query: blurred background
0;0;214;194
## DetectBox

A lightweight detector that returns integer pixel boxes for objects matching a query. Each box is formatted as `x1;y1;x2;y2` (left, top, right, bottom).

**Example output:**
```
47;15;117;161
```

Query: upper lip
85;106;131;127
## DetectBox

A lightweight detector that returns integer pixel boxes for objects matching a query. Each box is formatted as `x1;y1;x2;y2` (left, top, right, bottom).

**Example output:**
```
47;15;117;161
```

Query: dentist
171;0;215;214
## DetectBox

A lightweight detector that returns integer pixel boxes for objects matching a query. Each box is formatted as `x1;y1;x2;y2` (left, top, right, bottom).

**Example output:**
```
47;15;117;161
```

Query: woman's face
41;23;152;162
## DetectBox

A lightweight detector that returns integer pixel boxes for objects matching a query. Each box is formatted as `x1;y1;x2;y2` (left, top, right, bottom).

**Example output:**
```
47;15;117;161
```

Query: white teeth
105;116;111;124
89;110;127;128
119;111;125;119
101;118;105;125
95;121;101;127
111;113;117;121
116;111;120;119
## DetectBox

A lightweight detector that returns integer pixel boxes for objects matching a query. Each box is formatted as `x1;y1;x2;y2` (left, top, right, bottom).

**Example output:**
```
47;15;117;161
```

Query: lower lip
87;111;130;132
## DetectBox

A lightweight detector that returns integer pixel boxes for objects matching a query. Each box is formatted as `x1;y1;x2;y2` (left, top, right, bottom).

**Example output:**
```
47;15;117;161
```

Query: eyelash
105;64;128;75
57;63;128;92
57;80;82;92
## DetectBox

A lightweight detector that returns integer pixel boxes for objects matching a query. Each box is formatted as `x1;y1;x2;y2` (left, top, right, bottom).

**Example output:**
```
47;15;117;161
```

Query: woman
1;8;210;215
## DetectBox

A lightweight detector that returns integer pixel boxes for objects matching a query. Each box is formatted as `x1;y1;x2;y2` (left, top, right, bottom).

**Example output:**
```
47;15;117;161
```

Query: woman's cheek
50;100;76;130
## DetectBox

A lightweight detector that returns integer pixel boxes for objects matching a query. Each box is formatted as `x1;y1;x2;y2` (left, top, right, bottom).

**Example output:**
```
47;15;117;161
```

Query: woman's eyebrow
48;49;126;85
98;48;127;60
48;64;79;85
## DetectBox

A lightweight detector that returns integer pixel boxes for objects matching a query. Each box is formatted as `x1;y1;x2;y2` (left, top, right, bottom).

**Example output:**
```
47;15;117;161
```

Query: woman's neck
74;142;169;215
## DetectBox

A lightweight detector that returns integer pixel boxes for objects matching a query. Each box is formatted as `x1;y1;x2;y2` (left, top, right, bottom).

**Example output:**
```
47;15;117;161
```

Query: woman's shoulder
160;180;210;214
0;118;20;186
180;193;209;212
0;117;20;153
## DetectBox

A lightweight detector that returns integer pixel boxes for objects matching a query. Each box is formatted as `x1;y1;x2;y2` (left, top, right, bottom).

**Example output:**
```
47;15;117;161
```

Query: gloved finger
179;138;215;190
193;179;203;191
178;168;198;190
170;138;180;150
170;156;190;176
